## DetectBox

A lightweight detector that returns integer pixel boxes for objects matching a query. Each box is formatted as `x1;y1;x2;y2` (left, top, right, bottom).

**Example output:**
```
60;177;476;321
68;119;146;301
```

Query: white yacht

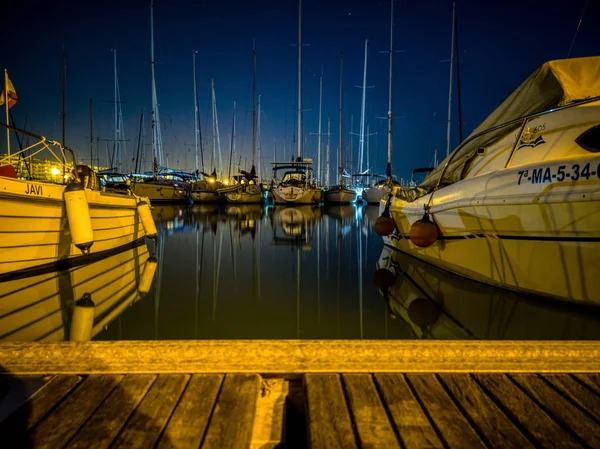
377;57;600;305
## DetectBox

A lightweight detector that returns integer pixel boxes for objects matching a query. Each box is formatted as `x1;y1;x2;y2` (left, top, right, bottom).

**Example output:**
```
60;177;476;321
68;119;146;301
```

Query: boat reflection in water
0;242;157;342
375;245;600;339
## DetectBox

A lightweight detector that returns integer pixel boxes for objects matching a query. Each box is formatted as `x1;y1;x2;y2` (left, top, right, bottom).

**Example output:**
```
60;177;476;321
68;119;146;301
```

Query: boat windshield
281;171;306;186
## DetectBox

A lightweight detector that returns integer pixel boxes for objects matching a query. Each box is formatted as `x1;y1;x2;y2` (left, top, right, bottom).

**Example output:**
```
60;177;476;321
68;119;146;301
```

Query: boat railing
425;95;600;211
0;123;78;183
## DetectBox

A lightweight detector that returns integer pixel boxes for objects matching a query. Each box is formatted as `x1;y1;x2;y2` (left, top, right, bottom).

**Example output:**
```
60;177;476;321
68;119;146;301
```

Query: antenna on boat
567;0;589;58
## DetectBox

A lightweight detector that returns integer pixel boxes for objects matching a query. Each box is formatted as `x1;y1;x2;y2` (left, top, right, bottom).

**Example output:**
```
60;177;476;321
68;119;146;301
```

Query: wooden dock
1;341;599;448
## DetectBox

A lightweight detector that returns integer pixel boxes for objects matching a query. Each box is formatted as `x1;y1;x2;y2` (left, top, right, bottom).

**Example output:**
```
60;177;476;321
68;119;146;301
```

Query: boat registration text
517;162;599;185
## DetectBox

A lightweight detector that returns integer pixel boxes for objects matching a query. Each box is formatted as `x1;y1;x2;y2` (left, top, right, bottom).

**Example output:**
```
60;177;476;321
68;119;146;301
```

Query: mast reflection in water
99;203;600;340
3;204;599;342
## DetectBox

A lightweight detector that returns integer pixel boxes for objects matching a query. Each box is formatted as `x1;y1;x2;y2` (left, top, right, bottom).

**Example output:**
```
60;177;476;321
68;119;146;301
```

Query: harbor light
223;179;230;185
208;178;215;183
51;167;60;176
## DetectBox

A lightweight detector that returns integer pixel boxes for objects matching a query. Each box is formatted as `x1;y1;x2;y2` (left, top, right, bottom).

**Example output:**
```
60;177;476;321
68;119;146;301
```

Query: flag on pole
0;72;18;109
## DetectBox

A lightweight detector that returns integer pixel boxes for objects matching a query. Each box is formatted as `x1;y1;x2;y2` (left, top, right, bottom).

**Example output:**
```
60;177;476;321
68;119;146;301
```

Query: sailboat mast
297;0;303;159
386;0;394;183
454;2;463;144
252;42;257;172
228;101;236;180
211;79;216;174
317;68;323;186
339;52;343;186
135;109;144;174
193;50;200;172
62;51;67;179
150;0;163;170
446;1;456;158
326;117;331;187
358;39;369;174
258;94;262;179
89;99;93;170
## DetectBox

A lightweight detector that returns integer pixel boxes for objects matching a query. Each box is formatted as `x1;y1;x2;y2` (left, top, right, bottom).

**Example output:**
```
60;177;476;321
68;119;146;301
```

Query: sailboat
324;52;356;204
222;44;263;204
363;0;399;205
190;51;222;203
0;64;157;277
377;56;600;305
131;0;191;204
270;0;322;205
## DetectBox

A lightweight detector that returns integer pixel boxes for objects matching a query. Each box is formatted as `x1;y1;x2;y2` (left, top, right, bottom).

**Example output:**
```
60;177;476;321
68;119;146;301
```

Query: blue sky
1;0;598;181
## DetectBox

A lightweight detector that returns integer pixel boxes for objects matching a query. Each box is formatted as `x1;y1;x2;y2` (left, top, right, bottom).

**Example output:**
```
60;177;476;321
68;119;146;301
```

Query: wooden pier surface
1;340;599;448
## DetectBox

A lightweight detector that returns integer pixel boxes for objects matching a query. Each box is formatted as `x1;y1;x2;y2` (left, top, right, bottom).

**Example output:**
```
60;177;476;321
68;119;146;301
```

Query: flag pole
4;69;10;158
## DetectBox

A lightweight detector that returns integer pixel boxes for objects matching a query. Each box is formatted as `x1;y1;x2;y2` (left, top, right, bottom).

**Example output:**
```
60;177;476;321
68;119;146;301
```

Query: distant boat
363;0;396;205
379;57;600;305
325;52;356;204
224;44;264;204
131;0;190;204
274;0;323;205
0;123;157;278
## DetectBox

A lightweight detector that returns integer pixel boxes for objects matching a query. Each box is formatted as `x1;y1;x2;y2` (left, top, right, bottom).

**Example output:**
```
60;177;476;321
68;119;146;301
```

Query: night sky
2;0;598;181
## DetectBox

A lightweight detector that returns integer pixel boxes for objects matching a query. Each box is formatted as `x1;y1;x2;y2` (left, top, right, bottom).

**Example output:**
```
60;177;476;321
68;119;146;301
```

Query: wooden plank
66;374;157;449
406;374;485;448
2;340;600;373
27;375;122;449
438;373;533;448
341;374;400;448
473;374;581;448
544;374;600;422
374;374;443;449
511;374;600;448
202;373;260;449
111;374;189;449
156;374;223;449
574;373;600;396
304;374;357;449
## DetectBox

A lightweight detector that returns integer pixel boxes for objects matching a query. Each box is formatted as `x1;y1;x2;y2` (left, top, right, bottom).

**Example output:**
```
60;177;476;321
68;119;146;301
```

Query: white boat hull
0;176;153;276
385;155;600;305
132;181;190;203
0;243;153;341
272;186;322;204
362;185;391;204
191;190;222;203
324;187;357;204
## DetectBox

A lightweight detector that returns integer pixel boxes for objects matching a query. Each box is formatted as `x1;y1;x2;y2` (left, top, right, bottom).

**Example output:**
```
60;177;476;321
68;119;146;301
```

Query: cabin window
576;124;600;153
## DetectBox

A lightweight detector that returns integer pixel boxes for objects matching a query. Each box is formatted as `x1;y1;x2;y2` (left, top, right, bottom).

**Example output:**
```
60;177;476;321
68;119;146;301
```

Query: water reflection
97;203;396;340
3;203;598;342
375;245;600;339
0;242;154;342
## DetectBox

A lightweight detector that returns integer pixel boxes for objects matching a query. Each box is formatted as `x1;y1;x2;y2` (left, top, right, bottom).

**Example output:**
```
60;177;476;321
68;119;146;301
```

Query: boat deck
0;341;599;448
